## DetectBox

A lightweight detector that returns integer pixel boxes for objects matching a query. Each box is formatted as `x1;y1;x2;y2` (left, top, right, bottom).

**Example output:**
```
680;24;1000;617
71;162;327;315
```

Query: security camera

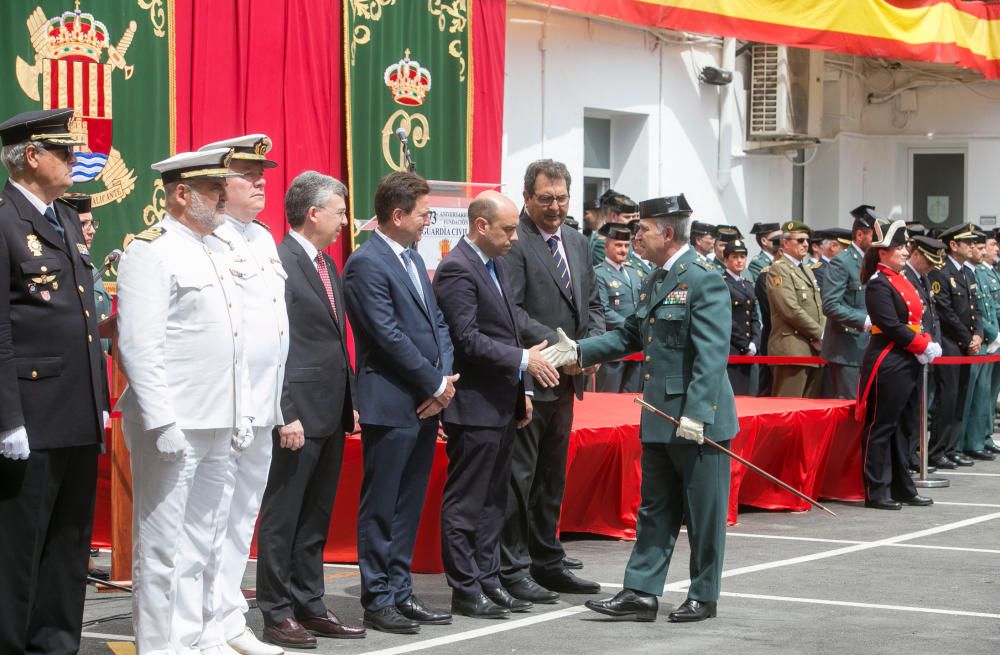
699;66;733;86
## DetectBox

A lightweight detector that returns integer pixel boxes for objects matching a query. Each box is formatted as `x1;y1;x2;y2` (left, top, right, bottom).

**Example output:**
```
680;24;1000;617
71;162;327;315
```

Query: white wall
501;5;794;238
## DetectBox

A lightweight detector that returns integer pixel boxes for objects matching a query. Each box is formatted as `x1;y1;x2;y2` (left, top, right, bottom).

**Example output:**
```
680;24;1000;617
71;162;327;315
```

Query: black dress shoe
451;592;510;619
397;595;452;625
668;599;717;622
532;569;601;594
896;495;933;506
984;442;1000;455
506;577;560;604
930;455;958;470
88;567;110;581
966;450;996;461
585;589;658;621
949;453;974;466
363;606;420;634
865;499;902;510
562;557;583;569
484;586;533;612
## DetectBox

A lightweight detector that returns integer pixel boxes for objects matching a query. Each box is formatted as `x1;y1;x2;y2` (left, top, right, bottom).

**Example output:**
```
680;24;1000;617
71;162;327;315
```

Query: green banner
0;0;173;288
345;0;471;248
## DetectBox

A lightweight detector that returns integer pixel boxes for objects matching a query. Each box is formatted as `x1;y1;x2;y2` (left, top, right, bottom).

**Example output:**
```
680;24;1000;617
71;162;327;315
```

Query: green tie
654;268;668;293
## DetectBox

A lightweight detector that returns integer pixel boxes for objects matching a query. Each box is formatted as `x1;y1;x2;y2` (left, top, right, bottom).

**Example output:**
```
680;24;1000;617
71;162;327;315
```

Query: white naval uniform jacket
115;214;251;431
208;216;290;428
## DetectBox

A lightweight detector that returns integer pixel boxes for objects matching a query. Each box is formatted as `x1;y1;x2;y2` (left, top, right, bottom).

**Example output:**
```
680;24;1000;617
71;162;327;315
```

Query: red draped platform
92;395;863;574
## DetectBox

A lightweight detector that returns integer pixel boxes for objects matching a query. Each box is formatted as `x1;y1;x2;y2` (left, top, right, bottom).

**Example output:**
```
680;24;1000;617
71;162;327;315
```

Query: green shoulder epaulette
133;226;165;242
696;259;714;271
252;218;271;231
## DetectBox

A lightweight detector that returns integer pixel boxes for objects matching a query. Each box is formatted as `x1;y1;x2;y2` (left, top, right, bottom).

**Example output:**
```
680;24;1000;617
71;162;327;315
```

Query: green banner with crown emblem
0;0;173;289
345;0;471;248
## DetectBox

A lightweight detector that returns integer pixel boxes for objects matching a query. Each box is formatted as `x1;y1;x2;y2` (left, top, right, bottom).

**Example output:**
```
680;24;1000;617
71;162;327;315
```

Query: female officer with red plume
857;219;942;510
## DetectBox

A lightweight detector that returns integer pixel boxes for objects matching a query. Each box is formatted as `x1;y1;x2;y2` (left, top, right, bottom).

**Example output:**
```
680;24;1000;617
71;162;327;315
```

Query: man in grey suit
500;159;605;602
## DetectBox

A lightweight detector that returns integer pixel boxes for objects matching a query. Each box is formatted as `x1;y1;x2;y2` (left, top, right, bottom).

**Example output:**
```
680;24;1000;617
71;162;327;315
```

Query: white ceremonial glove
155;424;189;461
232;418;255;453
676;416;705;445
988;336;1000;354
747;342;757;356
863;316;872;332
541;328;579;369
916;341;943;365
0;426;30;460
103;411;110;430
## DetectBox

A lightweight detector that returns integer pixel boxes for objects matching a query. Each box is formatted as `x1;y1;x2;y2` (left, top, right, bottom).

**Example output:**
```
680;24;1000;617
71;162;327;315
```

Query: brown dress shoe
263;618;317;649
298;609;367;639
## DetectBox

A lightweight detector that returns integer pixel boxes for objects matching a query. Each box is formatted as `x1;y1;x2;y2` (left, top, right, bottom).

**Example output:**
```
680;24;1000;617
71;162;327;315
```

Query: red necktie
314;252;338;318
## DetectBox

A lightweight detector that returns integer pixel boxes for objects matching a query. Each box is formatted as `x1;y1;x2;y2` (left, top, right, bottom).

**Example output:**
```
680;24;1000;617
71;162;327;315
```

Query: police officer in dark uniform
0;109;109;655
594;222;644;392
927;224;982;469
856;219;939;509
723;239;760;395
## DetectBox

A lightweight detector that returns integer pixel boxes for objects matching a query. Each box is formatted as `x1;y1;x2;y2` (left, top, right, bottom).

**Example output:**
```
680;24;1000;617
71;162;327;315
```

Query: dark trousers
595;360;642;393
500;391;574;584
827;363;860;399
0;445;98;655
441;421;516;596
861;358;920;502
929;340;969;460
257;432;345;625
726;364;753;396
357;418;439;610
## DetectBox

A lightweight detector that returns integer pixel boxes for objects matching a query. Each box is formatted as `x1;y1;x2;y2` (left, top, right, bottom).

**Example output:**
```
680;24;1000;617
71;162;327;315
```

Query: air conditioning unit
747;44;823;150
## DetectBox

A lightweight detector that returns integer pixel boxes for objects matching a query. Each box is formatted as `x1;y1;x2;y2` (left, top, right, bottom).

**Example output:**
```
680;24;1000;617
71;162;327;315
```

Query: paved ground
82;459;999;655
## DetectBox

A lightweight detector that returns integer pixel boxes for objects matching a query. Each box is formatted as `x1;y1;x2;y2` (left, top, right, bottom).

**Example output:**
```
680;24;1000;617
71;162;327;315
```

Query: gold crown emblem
384;49;432;107
253;137;272;156
46;3;110;63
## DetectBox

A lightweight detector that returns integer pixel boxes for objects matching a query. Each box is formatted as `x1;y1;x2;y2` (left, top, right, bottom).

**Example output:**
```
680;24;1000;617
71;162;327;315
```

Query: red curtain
471;0;506;186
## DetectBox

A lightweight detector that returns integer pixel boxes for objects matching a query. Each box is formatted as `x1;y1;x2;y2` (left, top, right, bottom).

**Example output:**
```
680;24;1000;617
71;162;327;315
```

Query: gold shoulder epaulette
133;226;165;242
697;259;713;271
252;218;271;231
760;265;771;273
810;261;822;269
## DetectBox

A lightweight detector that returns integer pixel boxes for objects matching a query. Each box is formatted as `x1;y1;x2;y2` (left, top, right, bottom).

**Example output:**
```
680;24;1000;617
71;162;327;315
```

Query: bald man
432;191;559;617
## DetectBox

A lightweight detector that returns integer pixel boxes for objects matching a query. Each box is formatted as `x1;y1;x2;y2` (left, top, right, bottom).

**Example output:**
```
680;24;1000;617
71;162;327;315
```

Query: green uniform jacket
595;260;644;330
975;264;999;344
579;248;738;444
624;252;652;277
92;267;113;354
820;245;869;365
748;250;772;283
590;231;607;265
766;255;825;364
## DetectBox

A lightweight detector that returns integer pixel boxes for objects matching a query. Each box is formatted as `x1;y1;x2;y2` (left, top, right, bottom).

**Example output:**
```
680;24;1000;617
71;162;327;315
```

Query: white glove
155;424;188;461
676;416;705;445
747;342;757;356
988;336;1000;354
103;411;110;430
232;418;254;453
916;341;943;365
541;328;579;369
0;426;30;460
863;316;872;332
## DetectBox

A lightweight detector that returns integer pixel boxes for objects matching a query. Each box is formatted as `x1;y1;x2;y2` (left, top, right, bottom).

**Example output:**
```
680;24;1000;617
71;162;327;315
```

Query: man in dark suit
256;171;366;649
433;191;560;618
500;159;605;602
0;109;109;655
343;171;457;635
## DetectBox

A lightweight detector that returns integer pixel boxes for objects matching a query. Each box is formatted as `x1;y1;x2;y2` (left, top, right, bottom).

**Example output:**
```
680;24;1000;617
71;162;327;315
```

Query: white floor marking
939;471;1000;477
886;543;1000;555
81;632;135;642
719;592;1000;619
934;501;1000;508
727;533;863;545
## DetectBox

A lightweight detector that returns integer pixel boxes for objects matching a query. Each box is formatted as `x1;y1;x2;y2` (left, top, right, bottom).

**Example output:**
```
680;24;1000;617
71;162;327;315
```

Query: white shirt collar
537;225;563;242
374;227;410;258
905;261;922;278
288;228;319;261
225;215;253;234
663;244;690;272
964;261;976;271
604;257;623;272
9;180;53;217
463;236;490;265
726;269;743;281
161;214;206;243
821;255;831;263
763;250;774;262
948;255;962;270
783;252;803;265
851;242;865;257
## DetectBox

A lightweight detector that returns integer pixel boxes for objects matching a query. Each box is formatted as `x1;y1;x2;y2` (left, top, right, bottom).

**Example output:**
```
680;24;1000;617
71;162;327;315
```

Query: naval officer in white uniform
116;148;253;655
174;135;290;655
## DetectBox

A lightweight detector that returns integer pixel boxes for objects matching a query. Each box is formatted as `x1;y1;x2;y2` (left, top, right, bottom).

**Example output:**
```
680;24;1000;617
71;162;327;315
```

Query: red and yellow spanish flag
538;0;1000;78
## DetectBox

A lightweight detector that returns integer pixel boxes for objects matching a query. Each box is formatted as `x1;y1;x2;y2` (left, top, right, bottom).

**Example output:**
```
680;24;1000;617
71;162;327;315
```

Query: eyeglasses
533;194;570;207
791;237;809;244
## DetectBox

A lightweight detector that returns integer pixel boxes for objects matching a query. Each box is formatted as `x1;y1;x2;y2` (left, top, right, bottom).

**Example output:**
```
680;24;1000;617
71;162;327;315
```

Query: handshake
531;328;599;379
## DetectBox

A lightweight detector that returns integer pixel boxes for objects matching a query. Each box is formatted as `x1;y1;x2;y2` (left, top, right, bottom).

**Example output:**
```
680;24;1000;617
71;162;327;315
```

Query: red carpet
91;394;863;573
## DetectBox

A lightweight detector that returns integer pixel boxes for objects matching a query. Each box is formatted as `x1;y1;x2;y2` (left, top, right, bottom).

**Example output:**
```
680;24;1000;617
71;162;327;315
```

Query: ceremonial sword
633;398;838;518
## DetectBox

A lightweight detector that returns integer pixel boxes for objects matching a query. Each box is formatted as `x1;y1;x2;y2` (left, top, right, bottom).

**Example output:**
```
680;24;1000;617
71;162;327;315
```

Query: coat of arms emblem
15;1;137;206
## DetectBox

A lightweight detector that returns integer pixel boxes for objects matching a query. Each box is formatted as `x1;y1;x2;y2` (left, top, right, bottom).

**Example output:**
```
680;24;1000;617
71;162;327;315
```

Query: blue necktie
400;249;427;309
485;259;503;296
547;236;572;294
44;206;64;237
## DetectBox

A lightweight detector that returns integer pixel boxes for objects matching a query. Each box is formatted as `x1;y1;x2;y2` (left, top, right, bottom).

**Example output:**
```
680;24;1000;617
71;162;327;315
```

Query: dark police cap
823;227;851;246
0;108;85;148
57;193;92;214
849;204;879;229
723;238;748;258
905;221;927;237
781;220;811;234
713;224;743;242
564;216;580;231
750;221;780;235
583;198;602;211
606;196;639;215
938;223;979;244
598;221;632;241
910;235;946;266
639;194;693;218
690;220;716;236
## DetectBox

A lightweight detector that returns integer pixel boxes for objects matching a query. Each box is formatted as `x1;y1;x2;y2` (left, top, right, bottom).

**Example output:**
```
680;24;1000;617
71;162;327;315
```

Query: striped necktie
547;236;572;294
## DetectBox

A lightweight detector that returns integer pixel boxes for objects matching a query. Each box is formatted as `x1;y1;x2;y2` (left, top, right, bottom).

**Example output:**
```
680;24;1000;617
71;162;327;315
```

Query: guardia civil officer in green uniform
748;221;780;283
689;219;716;266
959;230;999;461
543;194;737;623
594;222;644;392
984;228;1000;456
59;194;113;353
819;205;876;399
589;191;639;265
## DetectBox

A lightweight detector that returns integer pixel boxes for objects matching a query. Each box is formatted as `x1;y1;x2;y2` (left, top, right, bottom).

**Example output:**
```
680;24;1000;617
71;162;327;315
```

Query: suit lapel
494;256;519;334
6;184;68;253
286;235;338;329
458;239;503;304
521;214;574;305
371;234;433;322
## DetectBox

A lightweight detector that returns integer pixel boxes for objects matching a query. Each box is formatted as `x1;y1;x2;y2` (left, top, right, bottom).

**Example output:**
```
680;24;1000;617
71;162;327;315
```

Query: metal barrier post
915;363;949;489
